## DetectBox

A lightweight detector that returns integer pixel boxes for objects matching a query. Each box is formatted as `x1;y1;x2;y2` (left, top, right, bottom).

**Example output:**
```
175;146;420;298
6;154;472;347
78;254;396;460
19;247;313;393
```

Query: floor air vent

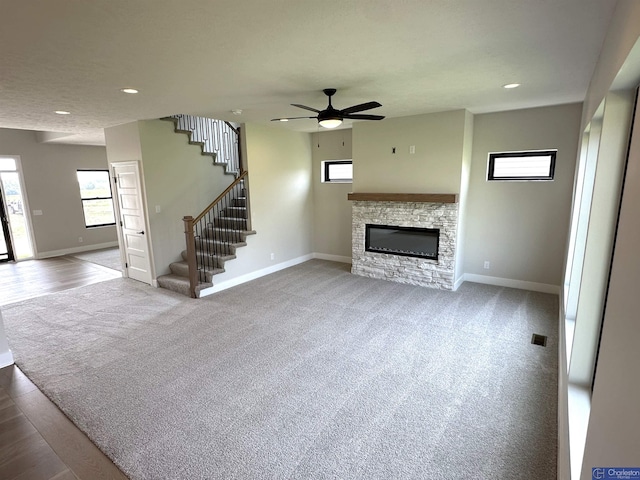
531;334;547;347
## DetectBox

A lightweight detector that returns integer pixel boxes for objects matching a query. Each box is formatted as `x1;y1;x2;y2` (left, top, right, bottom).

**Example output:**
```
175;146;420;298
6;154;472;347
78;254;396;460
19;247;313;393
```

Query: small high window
487;150;556;181
77;170;116;227
322;160;352;183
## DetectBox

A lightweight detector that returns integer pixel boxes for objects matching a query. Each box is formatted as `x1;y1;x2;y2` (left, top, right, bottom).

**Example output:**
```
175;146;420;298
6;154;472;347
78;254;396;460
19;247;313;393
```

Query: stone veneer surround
351;200;458;289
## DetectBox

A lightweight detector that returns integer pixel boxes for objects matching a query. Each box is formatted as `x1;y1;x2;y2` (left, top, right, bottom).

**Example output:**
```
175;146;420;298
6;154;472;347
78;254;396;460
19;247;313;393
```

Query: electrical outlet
78;237;83;243
392;147;396;154
483;261;490;269
270;253;275;260
409;145;416;154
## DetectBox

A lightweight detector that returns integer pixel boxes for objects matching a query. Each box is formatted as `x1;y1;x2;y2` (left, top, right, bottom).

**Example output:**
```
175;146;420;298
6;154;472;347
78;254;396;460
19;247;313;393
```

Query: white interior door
112;162;153;285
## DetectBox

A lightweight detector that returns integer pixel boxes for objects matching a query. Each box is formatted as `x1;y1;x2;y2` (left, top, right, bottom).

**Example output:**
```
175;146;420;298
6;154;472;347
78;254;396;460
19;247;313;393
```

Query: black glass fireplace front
365;224;439;260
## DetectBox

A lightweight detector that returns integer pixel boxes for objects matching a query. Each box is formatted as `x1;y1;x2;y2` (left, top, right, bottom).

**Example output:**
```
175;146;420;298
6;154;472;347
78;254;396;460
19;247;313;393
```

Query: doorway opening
0;156;34;261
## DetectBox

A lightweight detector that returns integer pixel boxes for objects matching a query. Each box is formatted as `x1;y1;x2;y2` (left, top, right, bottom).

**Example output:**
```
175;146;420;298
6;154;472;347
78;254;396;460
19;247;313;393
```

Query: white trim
312;253;352;264
199;254;314;297
36;241;119;259
557;289;571;480
0;350;14;369
453;275;464;291
462;273;560;294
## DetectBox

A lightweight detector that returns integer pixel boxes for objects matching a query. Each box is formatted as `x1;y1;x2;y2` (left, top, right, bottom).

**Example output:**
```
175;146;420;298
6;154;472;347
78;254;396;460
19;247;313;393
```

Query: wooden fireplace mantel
347;192;458;203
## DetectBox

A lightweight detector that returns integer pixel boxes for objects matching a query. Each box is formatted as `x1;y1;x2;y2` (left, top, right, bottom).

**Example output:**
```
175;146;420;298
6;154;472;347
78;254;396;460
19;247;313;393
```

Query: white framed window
321;160;352;183
487;150;556;181
77;170;116;227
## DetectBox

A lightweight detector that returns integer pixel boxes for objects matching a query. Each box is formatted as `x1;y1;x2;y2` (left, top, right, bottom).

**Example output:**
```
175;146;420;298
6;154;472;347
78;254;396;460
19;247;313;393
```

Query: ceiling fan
272;88;384;129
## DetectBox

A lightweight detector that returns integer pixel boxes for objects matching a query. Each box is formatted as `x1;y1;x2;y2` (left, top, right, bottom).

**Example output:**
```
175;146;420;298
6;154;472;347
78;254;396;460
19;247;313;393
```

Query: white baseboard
199;254;314;297
453;275;465;291
36;241;119;259
312;253;352;264
0;350;14;369
462;273;560;294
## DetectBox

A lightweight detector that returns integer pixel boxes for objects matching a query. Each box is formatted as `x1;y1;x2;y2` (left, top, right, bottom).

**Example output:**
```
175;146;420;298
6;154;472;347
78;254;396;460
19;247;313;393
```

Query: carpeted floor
71;247;122;271
1;260;558;479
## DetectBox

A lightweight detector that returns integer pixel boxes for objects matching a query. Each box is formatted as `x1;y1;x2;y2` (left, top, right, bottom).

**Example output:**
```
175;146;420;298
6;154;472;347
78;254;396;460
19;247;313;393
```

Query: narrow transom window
322;160;352;183
77;170;116;227
487;150;556;181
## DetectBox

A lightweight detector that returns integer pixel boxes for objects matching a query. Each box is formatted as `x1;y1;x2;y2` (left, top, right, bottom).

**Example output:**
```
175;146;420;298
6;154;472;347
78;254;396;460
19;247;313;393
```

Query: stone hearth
349;193;458;290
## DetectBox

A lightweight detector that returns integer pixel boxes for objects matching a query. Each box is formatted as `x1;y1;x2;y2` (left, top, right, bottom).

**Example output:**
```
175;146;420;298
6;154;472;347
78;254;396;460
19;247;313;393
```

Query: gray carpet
1;260;558;479
71;247;122;271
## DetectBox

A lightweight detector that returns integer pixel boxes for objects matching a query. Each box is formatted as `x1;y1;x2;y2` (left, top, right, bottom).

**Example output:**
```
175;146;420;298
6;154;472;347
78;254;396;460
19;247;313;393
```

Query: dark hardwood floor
0;256;127;479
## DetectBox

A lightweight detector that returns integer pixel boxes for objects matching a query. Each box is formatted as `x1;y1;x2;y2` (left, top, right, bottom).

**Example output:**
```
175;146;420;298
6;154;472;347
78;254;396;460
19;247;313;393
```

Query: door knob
137;230;145;235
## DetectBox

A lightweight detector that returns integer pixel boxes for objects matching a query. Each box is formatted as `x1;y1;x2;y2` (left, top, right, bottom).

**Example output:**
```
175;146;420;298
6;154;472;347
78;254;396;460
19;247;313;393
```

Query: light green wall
311;129;352;259
352;110;467;194
210;123;314;282
137;119;233;276
463;104;581;286
0;128;117;256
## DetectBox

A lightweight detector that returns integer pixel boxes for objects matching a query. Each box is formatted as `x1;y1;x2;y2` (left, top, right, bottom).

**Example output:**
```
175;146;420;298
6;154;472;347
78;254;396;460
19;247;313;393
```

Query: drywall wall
569;90;634;388
136;119;233;276
352;110;468;194
463;104;581;286
311;129;352;259
455;111;474;285
0;128;117;256
582;1;640;130
0;309;14;368
209;123;313;282
581;88;640;478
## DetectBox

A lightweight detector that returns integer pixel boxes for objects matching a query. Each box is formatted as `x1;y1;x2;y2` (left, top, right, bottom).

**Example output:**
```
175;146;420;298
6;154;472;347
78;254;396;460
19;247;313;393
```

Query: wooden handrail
193;171;248;225
183;216;198;298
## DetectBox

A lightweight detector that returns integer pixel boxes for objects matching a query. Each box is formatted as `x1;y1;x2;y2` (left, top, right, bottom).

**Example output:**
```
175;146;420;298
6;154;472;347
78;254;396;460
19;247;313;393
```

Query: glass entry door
0;190;15;262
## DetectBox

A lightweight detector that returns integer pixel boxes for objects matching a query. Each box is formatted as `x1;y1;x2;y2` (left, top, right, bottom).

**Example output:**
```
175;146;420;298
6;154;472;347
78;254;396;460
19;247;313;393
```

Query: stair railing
169;114;242;175
183;171;250;298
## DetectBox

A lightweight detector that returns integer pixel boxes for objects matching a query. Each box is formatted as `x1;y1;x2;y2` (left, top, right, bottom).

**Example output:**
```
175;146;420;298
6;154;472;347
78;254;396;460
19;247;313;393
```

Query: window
487;150;556;181
77;170;116;227
322;160;352;183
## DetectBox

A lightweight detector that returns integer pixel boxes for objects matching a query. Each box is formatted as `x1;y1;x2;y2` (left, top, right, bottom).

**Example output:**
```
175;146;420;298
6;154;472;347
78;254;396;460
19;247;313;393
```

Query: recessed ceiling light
120;88;139;94
503;83;521;89
55;110;71;115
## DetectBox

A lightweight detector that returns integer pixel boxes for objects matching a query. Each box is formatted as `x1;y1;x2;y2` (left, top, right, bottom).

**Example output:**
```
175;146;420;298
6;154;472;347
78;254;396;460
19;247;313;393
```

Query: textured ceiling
0;1;617;145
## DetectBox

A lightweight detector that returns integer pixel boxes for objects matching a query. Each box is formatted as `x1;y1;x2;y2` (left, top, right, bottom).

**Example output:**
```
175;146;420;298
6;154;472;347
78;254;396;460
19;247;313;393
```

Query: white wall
569;91;634;388
0;128;117;256
558;1;640;477
581;89;640;478
352;110;468;194
209;123;314;283
311;129;352;259
581;1;640;130
0;309;14;368
463;104;581;287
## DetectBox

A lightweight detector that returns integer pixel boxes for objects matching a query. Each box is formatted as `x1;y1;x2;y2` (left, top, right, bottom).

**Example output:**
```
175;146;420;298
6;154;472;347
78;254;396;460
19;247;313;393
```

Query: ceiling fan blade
343;114;385;120
271;116;316;121
340;101;382;115
291;104;321;113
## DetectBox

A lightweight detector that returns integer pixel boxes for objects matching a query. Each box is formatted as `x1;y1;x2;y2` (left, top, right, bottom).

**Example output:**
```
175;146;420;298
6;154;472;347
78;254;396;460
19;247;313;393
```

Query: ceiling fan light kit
272;88;384;129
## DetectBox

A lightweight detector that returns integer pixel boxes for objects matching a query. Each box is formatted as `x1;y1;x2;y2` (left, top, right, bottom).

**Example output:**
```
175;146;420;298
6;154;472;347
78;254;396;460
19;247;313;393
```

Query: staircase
165;114;241;176
156;115;255;298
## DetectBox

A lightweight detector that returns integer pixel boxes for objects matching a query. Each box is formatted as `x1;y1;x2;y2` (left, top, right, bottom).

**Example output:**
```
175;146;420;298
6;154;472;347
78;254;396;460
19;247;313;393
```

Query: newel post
183;216;198;298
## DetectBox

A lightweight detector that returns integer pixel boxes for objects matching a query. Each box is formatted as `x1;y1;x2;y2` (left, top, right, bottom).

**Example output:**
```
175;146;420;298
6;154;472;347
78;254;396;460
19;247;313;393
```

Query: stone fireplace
349;193;458;290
